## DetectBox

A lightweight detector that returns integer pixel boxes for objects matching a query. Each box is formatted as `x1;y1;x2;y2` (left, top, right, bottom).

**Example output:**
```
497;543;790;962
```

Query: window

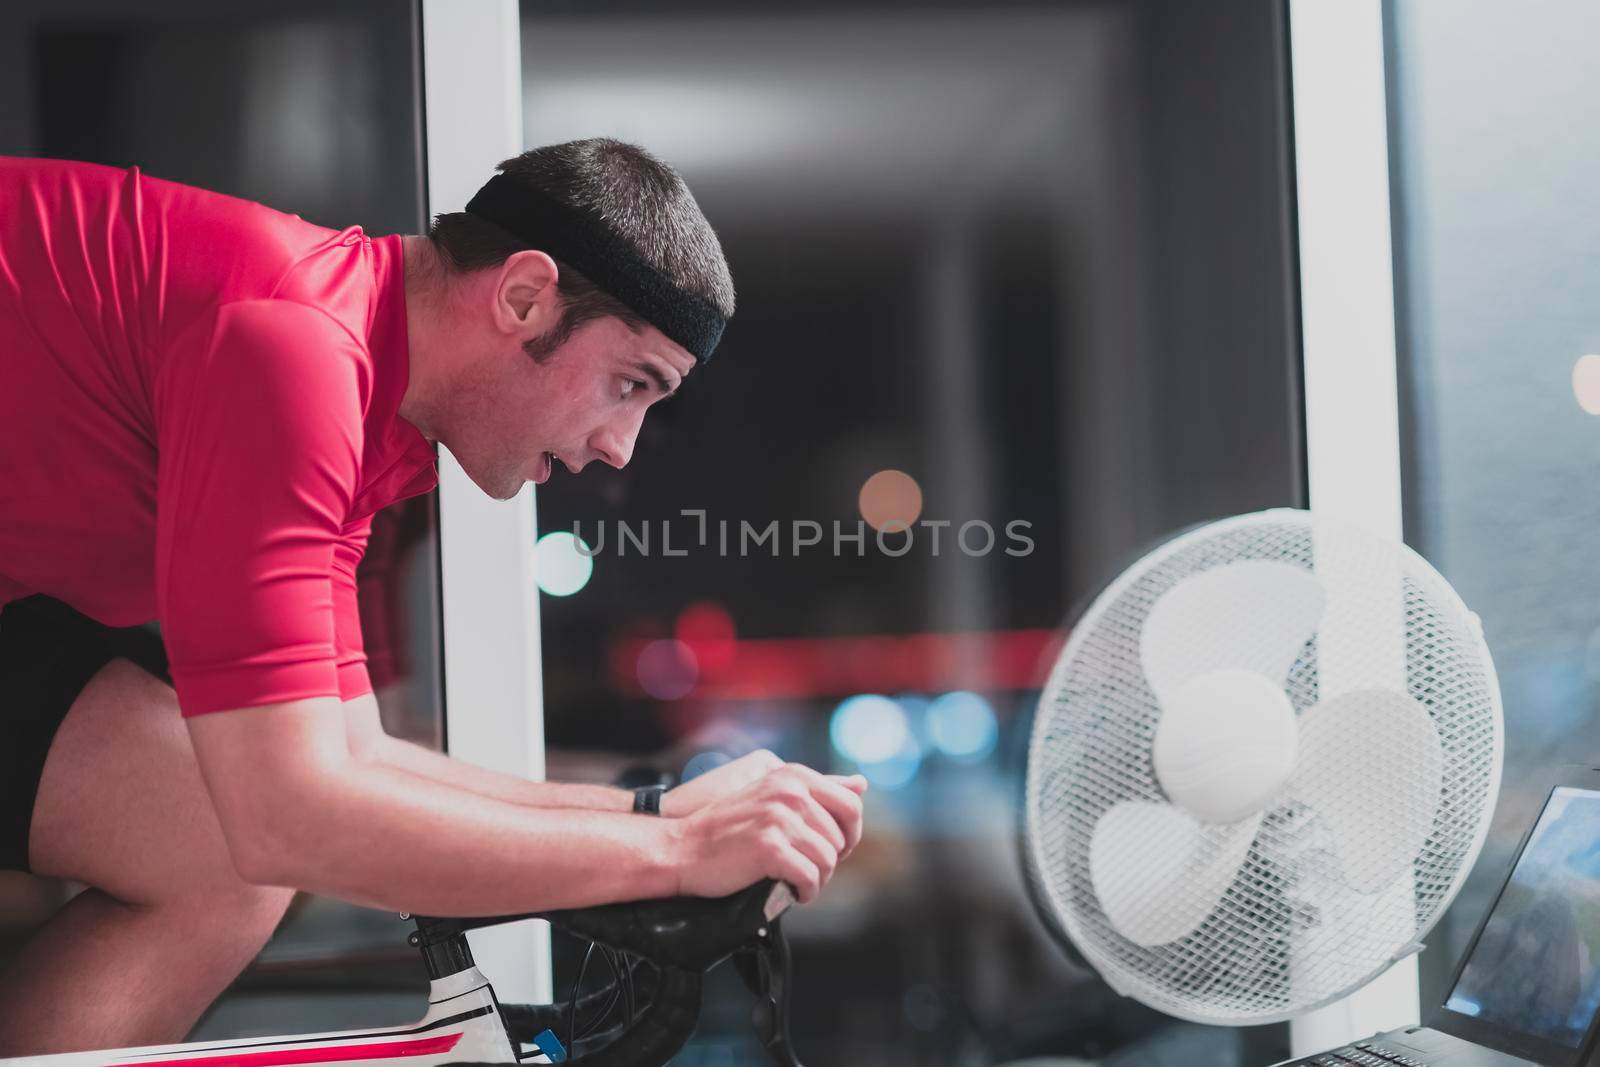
523;2;1302;1060
1385;0;1600;1009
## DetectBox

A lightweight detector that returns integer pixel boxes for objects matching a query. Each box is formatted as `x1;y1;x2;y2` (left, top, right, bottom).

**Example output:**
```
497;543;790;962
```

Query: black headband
463;173;726;364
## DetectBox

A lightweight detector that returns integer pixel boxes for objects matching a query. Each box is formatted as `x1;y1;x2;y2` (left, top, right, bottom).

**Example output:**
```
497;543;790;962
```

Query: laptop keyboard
1296;1041;1430;1067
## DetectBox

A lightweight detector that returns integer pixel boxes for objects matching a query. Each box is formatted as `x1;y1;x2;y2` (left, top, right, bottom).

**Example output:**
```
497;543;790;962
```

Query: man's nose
591;417;640;470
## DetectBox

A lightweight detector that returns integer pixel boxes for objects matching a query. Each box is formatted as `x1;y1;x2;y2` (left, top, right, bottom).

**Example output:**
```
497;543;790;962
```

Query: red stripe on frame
114;1031;463;1067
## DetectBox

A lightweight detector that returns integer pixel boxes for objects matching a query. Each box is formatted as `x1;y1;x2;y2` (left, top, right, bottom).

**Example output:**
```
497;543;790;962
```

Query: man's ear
491;249;560;338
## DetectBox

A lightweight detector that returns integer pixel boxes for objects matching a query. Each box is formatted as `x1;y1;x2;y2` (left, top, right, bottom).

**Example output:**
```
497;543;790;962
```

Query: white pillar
1288;0;1414;1053
421;0;551;1005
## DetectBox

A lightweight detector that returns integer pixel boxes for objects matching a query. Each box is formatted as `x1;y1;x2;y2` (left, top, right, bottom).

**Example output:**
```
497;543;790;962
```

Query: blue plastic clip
532;1028;568;1062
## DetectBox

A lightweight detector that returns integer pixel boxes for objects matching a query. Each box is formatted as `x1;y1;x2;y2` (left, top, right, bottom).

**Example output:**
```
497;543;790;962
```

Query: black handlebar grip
537;880;792;973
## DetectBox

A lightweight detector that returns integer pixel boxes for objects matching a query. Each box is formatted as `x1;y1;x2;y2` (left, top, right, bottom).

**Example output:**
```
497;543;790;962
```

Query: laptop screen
1445;786;1600;1049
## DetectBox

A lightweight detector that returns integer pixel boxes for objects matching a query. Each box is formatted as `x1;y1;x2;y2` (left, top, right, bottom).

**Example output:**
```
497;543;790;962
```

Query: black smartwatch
633;784;666;815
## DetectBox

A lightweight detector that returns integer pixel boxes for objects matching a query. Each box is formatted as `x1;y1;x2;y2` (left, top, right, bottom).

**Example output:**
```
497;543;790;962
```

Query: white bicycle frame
0;881;804;1067
0;879;805;1067
1;967;531;1067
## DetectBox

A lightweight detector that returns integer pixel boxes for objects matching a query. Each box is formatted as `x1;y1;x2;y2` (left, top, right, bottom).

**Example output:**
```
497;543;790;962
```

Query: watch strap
633;785;666;815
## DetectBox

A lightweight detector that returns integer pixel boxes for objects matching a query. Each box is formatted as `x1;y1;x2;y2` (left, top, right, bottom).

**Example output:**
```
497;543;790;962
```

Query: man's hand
659;749;783;818
660;750;868;836
667;763;868;904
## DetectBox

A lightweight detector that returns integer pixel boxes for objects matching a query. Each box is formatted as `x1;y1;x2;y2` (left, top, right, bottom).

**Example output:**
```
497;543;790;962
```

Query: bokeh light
829;694;910;764
894;693;931;724
860;736;923;790
675;602;738;674
1574;354;1600;415
681;750;732;781
636;639;699;700
927;690;999;761
535;531;594;597
858;469;924;532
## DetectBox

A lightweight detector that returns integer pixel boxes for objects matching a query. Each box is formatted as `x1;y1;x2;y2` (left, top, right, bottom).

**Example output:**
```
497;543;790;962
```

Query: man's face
451;314;695;500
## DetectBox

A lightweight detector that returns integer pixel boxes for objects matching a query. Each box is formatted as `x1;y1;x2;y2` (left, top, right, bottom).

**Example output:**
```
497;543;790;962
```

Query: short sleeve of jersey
155;299;373;716
332;517;373;701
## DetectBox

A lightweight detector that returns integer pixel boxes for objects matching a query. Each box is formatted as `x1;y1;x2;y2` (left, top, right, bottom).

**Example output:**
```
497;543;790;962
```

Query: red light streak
612;628;1063;700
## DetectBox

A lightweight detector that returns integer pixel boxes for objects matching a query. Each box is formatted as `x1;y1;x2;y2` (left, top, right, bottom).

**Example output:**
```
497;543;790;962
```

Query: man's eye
621;379;645;400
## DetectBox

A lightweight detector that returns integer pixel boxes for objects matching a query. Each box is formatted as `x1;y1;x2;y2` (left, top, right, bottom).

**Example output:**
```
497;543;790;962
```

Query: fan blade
1089;801;1260;947
1140;561;1326;705
1153;668;1299;824
1289;689;1443;894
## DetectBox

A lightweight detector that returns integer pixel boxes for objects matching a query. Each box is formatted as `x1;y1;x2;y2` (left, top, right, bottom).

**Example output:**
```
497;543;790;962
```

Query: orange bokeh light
858;469;923;532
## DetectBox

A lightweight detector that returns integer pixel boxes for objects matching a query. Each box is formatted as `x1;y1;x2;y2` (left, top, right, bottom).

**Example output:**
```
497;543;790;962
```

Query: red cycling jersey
0;158;439;715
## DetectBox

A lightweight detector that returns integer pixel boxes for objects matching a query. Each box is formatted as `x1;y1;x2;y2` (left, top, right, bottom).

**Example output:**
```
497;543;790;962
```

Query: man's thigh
30;657;246;906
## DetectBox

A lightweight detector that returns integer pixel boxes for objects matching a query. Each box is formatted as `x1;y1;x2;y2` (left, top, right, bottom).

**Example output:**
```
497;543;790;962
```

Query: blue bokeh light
860;736;923;791
829;694;910;765
535;531;594;597
831;694;928;790
681;750;732;782
926;690;999;762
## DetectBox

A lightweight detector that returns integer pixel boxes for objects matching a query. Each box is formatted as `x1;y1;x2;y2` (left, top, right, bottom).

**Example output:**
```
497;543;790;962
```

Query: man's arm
196;697;671;915
341;695;635;812
188;696;864;916
341;697;846;823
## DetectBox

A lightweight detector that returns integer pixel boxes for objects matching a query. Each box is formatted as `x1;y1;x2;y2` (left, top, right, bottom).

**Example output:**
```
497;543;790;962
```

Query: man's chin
464;463;525;501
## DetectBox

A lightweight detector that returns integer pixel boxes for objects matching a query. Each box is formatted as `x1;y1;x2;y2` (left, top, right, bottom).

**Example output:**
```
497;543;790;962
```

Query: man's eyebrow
634;360;681;398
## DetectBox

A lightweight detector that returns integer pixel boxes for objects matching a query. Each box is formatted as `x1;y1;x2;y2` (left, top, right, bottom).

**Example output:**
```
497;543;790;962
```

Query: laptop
1274;766;1600;1067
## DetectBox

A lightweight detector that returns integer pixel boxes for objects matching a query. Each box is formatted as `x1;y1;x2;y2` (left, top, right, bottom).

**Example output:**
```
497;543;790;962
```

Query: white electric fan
1022;508;1503;1026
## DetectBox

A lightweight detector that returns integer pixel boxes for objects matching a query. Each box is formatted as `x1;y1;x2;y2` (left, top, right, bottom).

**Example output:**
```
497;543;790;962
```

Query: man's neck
399;235;445;440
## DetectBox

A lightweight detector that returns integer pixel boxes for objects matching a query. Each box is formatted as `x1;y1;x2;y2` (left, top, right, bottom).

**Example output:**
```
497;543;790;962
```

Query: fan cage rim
1022;507;1505;1026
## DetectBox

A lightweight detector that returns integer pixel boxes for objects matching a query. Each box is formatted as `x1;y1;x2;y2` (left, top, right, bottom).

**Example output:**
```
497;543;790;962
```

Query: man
0;139;865;1054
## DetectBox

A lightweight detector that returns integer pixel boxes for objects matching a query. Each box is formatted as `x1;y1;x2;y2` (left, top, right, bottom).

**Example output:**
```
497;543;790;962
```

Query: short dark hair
428;138;735;361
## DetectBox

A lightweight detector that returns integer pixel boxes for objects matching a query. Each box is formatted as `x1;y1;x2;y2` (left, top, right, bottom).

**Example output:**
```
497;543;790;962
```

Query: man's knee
30;659;257;907
208;883;295;945
165;880;294;960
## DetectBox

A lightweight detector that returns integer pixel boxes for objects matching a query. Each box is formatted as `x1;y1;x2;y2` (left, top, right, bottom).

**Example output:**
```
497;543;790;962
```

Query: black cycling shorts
0;596;170;872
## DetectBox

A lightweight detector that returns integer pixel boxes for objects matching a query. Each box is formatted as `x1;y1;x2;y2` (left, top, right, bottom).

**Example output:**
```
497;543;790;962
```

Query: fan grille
1023;510;1502;1024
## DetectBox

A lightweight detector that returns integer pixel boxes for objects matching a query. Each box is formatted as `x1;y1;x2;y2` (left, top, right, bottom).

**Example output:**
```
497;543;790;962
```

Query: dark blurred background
521;2;1303;1064
0;1;1306;1063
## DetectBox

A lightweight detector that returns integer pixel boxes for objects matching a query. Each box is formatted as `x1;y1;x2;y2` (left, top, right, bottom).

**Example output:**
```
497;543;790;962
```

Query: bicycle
6;880;802;1067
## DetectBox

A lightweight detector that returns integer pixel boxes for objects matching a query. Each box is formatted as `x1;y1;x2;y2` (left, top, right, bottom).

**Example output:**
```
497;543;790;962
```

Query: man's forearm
375;734;634;814
250;749;679;916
